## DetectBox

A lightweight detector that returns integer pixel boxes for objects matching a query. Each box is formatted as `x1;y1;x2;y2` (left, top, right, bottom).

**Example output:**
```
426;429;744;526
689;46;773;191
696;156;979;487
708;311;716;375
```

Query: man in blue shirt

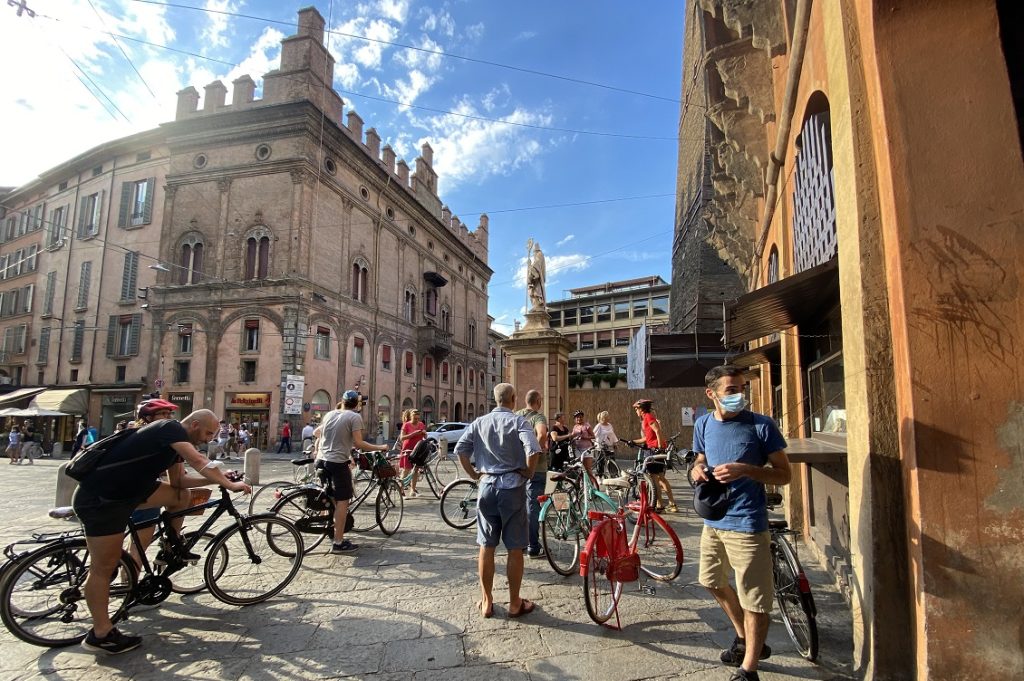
691;365;791;681
455;383;541;619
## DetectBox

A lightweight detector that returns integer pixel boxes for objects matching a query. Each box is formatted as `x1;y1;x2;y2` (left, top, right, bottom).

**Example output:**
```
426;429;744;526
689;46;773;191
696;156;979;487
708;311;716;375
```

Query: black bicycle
439;478;479;530
0;488;304;648
766;492;819;661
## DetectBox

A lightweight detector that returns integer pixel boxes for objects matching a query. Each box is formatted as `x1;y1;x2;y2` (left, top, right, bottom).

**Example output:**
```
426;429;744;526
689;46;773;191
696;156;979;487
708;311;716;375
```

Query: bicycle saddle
291;457;315;466
602;475;631;489
48;507;77;520
769;519;788;531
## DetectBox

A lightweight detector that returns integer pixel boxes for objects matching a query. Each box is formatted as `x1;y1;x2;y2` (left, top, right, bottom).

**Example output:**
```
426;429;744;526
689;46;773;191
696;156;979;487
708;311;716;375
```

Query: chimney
296;6;325;43
232;75;256;106
451;215;462;233
420;142;434;166
441;205;451;226
176;86;199;119
475;214;490;251
396;160;409;186
347;111;364;140
382;145;396;174
203;80;227;112
364;128;381;159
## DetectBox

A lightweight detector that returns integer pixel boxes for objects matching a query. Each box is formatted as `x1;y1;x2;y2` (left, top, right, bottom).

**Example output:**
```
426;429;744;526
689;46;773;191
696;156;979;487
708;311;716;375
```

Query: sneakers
331;540;359;554
81;628;142;655
728;669;760;681
527;549;546;559
720;637;771;666
666;504;678;513
406;490;421;499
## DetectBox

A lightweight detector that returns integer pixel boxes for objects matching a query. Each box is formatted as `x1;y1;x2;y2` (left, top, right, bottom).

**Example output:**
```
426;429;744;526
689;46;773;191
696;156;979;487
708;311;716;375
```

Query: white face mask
716;393;748;413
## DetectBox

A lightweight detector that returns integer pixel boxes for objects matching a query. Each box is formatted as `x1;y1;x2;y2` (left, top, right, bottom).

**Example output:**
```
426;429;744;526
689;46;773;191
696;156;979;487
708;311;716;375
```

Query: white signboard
681;407;695;427
284;375;305;415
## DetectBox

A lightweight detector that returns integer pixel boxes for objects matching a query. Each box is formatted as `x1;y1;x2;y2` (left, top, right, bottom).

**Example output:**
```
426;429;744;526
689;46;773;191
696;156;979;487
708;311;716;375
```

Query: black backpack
409;439;433;467
65;428;136;481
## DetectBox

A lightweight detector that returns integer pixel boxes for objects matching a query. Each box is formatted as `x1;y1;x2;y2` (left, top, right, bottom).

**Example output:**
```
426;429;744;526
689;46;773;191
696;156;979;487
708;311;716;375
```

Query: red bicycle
580;454;683;627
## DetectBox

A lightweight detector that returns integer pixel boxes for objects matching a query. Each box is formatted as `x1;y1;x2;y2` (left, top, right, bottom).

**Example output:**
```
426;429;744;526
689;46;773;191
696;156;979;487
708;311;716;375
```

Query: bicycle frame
538;462;617;524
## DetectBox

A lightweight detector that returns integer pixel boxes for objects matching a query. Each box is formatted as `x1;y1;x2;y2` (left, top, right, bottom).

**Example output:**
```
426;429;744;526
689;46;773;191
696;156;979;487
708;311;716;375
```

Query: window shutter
0;255;7;280
120;251;138;300
118;182;131;228
21;285;33;314
382;345;391;363
192;243;203;283
244;319;259;329
106;315;117;357
405;352;413;372
78;196;88;237
2;327;11;353
71;321;84;360
37;327;50;364
43;271;55;316
92;190;105;235
27;245;38;271
354;337;364;348
129;313;142;355
15;325;26;354
77;261;91;308
143;178;155;224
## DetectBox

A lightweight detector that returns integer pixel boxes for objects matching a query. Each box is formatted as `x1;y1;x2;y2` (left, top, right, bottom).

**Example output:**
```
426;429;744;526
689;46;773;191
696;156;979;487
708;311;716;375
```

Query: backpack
65;428;136;481
409;439;433;467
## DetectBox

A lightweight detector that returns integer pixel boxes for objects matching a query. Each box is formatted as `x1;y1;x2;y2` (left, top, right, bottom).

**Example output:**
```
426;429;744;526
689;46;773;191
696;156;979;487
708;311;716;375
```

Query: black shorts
640;449;666;476
321;460;354;502
73;479;161;537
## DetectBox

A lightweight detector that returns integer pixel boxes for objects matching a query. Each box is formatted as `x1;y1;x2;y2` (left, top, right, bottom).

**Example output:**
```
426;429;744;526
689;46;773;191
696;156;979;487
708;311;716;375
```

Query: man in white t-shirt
301;422;316;452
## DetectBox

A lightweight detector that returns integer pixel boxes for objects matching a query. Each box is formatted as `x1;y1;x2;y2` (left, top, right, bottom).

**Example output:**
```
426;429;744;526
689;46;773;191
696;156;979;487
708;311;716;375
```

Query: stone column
500;319;573;420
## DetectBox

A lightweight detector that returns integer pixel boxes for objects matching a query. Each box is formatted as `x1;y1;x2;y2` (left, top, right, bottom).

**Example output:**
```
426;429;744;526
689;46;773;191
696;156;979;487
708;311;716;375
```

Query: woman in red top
399;409;427;497
631;398;677;512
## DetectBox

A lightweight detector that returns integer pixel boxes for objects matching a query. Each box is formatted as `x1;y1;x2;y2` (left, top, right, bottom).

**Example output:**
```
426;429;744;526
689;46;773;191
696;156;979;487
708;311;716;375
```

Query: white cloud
201;0;237;49
410;92;554;192
514;30;537;42
420;8;455;38
465;22;485;42
556;234;575;246
353;18;399;68
377;0;411;23
394;35;444;72
225;27;284;92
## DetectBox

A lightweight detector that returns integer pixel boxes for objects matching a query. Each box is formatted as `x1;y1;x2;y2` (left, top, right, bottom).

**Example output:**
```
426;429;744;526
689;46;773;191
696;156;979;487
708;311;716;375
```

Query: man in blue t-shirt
690;365;791;681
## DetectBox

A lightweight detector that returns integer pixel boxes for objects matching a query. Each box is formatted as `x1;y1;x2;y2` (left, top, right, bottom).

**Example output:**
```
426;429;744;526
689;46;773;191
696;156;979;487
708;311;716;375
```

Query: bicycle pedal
640;585;656;596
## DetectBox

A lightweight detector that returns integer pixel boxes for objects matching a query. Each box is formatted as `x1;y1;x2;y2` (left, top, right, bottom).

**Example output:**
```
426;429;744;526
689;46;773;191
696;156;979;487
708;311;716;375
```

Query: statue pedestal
500;312;573;418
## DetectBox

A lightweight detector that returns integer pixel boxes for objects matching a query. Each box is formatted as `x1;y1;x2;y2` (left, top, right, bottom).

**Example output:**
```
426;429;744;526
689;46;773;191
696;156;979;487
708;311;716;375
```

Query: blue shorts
476;482;528;550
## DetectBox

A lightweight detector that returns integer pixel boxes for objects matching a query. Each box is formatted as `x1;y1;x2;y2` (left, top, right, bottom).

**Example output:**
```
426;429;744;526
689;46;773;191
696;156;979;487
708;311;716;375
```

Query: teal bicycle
538;453;619;576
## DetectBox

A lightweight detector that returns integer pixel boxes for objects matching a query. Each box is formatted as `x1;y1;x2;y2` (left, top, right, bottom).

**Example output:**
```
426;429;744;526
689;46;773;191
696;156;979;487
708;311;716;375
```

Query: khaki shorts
699;526;774;613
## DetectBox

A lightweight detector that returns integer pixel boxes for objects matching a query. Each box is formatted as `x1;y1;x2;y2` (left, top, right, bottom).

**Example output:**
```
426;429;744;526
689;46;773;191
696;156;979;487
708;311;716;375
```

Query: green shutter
129;313;143;355
121;252;138;300
38;327;50;364
43;271;55;316
72;321;84;360
106;315;116;358
143;178;155;224
118;181;131;228
78;196;88;237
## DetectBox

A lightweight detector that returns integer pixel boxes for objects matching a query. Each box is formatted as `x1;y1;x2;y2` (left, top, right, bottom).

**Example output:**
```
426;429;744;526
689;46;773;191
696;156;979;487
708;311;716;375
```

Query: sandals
508;598;536;619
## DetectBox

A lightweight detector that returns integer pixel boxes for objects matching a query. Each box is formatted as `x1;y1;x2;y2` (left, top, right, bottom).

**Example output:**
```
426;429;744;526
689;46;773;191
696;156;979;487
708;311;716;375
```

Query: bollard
243;447;261;485
55;461;79;508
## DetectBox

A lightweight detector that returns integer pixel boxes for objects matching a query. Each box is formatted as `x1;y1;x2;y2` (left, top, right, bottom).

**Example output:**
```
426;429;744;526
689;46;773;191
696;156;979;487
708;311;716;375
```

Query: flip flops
508;598;536;619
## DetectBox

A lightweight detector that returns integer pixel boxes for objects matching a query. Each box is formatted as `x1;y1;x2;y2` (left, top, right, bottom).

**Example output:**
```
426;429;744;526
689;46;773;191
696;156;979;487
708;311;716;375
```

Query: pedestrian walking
398;409;427;497
454;383;541;619
690;365;791;681
6;425;23;465
301;421;316;452
515;390;549;559
276;421;292;454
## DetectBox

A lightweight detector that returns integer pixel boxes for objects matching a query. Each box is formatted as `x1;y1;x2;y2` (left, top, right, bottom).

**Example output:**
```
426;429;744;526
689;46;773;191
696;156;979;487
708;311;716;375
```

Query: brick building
0;8;491;446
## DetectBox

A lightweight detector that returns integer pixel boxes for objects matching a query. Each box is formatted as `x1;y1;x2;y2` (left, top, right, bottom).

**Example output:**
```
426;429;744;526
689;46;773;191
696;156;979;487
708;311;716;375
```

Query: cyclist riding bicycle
71;408;250;655
630;399;678;513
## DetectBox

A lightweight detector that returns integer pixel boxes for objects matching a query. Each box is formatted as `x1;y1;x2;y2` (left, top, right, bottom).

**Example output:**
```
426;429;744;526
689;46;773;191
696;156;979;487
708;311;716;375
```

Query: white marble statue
526;239;546;311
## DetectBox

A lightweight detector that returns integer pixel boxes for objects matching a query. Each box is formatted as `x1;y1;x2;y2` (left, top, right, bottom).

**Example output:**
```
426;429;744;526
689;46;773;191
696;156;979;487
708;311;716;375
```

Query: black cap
692;471;731;521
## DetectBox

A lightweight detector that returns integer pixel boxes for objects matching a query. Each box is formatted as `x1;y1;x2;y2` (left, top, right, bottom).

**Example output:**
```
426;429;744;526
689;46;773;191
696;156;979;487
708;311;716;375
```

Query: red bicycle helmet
137;398;179;418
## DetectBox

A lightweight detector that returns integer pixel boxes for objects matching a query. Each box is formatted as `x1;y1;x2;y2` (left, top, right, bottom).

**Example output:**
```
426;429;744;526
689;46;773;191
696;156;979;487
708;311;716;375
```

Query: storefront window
808;351;846;434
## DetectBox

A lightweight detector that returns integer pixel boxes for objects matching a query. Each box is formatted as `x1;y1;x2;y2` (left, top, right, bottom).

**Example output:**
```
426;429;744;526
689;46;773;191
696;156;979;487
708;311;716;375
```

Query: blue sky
0;0;683;334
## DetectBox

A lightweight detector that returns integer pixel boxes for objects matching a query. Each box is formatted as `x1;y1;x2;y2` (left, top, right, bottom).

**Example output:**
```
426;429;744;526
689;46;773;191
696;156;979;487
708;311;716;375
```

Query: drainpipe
368;173;392;440
750;0;813;277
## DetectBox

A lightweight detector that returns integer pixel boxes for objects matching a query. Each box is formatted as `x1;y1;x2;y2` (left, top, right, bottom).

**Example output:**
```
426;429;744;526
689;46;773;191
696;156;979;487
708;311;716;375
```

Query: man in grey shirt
455;383;541;619
314;390;388;554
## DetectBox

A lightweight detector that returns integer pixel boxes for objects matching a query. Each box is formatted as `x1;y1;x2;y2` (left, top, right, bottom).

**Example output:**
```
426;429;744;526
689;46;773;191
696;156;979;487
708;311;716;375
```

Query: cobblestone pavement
0;457;855;680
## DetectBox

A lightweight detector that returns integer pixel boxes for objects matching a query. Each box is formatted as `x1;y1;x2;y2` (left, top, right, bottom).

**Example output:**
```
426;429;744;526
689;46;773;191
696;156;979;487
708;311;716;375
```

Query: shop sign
101;394;134;406
226;392;271;410
168;392;194;414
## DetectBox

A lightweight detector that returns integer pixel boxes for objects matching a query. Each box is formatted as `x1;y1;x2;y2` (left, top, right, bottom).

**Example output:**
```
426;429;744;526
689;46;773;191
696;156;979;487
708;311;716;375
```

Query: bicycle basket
356;452;373;471
551;492;571;511
374;458;397;479
409;439;432;466
186;488;212;516
606;551;641;582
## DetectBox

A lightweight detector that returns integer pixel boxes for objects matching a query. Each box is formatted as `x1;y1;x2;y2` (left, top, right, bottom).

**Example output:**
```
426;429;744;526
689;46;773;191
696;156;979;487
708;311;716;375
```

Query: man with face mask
690;365;791;681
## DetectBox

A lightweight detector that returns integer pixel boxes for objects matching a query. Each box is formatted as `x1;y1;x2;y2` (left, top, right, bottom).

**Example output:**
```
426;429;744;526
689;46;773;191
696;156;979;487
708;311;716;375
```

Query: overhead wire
85;0;158;99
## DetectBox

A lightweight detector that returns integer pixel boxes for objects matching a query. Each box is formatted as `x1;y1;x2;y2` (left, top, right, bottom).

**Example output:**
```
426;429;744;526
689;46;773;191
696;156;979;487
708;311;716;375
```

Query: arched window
454;402;463;421
421;396;434;422
467;404;475;420
404;288;417;323
456;365;463;386
441;306;451;332
424;288;437;316
441;361;449;383
439;400;449;420
469;369;475;389
423;356;434;379
468;318;476;348
244;230;270;280
479;370;485;389
767;245;780;284
178;234;205;285
351;259;369;302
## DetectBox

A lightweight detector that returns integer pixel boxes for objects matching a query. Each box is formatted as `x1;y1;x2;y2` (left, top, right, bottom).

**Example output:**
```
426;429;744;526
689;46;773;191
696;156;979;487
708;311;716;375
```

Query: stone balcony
418;324;452;359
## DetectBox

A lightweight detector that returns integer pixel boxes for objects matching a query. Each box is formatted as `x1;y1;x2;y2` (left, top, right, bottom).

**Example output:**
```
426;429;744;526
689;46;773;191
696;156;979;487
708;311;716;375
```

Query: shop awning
0;406;70;417
30;389;89;415
0;387;47;408
723;258;839;347
727;340;781;368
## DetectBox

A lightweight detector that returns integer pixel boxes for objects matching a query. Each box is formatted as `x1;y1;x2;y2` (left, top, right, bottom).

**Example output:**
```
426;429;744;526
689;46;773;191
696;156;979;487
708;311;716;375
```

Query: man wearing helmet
72;408;251;654
313;390;388;554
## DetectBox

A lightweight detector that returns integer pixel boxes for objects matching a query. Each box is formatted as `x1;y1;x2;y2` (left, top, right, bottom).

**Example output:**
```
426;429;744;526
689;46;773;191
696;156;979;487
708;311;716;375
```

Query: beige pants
698;525;774;613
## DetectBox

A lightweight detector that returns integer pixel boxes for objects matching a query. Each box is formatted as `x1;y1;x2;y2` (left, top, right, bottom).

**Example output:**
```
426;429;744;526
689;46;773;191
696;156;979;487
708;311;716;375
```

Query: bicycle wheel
541;502;582;576
375;479;404;536
439;479;478;529
167;531;227;595
774;538;819;661
583;531;622;625
637;512;683;581
422;465;443;499
604;458;621;480
248;480;297;515
350;480;379;533
0;539;136;647
587;491;619;518
204;515;303;606
432;453;461;487
270;488;331;554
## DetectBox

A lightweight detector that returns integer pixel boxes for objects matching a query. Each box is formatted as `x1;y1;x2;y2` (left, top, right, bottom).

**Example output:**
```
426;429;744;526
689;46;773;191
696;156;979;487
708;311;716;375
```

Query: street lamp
149;263;170;272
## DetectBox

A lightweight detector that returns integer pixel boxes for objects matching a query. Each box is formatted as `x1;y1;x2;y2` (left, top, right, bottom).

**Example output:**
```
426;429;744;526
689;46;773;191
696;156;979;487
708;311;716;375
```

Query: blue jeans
526;470;547;554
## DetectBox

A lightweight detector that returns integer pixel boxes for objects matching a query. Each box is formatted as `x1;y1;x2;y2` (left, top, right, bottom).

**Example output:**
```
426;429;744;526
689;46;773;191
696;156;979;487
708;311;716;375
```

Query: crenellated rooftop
172;7;488;262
